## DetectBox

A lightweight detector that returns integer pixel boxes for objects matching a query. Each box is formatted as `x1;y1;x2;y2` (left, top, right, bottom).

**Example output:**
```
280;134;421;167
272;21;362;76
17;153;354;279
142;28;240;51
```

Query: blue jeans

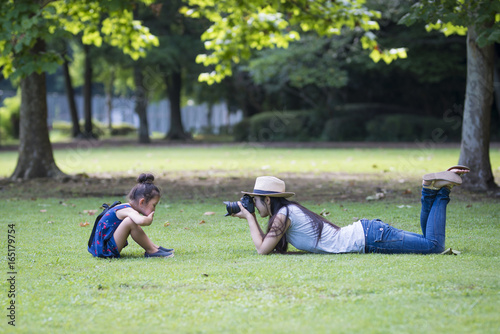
361;187;450;254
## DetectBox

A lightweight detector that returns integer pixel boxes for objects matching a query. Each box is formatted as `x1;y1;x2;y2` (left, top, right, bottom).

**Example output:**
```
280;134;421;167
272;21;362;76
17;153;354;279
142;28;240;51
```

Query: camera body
224;194;255;216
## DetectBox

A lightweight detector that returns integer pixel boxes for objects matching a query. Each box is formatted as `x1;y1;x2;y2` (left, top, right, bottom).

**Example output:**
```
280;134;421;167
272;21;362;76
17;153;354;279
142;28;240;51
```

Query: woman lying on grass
88;173;174;258
231;167;469;255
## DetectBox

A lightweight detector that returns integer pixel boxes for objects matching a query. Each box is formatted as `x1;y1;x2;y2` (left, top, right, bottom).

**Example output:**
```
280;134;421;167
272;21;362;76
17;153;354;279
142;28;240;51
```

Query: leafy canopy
181;0;407;84
401;0;500;45
0;0;159;80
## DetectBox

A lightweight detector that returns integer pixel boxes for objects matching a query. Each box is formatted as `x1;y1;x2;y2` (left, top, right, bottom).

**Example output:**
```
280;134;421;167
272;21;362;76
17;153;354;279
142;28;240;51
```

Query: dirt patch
2;140;498;201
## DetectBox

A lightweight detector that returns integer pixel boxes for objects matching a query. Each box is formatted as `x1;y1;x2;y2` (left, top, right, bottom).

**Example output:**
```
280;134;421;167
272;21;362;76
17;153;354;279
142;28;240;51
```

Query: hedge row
0;95;20;140
233;109;463;142
51;121;137;137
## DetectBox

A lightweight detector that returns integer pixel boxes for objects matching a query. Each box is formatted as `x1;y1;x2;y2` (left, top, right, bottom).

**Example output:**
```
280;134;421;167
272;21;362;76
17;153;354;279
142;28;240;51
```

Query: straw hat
241;176;295;198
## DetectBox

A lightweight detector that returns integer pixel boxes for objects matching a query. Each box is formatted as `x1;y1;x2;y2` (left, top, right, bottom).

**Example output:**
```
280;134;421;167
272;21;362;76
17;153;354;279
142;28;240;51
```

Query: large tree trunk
11;40;64;179
134;67;150;143
62;55;81;138
458;25;497;191
493;46;500;118
83;44;96;138
165;71;189;140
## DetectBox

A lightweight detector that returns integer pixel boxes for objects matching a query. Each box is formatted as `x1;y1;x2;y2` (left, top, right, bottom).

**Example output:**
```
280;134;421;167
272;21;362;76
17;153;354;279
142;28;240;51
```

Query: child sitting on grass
88;173;174;258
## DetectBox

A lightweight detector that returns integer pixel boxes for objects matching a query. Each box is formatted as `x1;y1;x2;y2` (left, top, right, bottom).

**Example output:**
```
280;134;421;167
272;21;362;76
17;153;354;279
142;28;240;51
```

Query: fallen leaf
79;222;90;227
440;248;461;255
40;209;47;213
199;220;206;224
59;201;67;206
466;204;472;208
203;211;216;216
202;273;209;277
164;222;170;227
184;227;190;230
84;210;97;215
402;189;412;195
319;209;330;217
366;193;385;201
47;221;54;224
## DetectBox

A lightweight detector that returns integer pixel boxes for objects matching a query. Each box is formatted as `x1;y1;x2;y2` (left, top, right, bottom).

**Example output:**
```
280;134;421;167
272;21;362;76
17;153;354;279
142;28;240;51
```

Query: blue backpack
88;201;122;248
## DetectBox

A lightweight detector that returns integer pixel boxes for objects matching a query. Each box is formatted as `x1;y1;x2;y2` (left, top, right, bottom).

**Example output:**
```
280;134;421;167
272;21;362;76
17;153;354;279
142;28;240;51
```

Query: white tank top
279;205;365;254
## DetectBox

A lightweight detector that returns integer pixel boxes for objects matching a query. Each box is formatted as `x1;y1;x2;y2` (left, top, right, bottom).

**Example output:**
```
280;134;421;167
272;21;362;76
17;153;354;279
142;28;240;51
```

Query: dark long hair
262;197;340;253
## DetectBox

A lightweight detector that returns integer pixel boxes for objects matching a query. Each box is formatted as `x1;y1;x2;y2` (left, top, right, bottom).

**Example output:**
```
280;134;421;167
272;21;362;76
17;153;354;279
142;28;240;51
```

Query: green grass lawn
0;144;499;333
2;144;499;178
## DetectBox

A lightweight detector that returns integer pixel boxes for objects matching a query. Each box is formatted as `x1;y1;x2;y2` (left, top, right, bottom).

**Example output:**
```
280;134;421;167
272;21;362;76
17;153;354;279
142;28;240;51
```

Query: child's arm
116;207;154;226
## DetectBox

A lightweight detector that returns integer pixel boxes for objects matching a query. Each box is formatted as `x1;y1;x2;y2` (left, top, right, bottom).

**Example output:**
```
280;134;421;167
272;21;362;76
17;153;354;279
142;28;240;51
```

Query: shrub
246;110;321;142
0;94;20;140
51;121;73;136
365;114;462;142
110;123;136;136
51;120;106;138
321;116;367;141
232;118;251;141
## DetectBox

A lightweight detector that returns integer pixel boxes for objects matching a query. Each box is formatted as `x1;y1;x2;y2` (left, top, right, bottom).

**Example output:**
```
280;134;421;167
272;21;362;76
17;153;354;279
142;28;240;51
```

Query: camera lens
223;201;240;216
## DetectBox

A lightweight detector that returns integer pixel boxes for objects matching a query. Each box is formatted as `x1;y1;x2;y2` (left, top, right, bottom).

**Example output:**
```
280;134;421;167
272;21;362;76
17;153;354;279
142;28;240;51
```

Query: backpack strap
88;201;122;248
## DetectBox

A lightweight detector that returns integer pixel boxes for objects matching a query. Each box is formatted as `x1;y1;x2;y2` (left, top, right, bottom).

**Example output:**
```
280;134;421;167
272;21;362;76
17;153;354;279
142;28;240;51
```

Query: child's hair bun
137;173;155;184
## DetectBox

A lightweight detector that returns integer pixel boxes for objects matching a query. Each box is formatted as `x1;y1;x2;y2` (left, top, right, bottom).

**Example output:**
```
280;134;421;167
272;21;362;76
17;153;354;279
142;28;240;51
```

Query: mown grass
0;145;499;333
1;144;499;178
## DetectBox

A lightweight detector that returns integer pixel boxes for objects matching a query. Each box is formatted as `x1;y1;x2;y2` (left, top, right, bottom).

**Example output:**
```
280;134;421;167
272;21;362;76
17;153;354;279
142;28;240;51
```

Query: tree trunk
83;44;96;138
134;67;150;143
11;40;64;179
493;46;500;118
105;70;115;131
165;71;189;140
207;102;213;134
62;55;81;138
234;71;264;118
458;25;497;190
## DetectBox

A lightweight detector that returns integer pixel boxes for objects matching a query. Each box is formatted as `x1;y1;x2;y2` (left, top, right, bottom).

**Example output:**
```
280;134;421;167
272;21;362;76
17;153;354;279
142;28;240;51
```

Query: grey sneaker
144;249;174;258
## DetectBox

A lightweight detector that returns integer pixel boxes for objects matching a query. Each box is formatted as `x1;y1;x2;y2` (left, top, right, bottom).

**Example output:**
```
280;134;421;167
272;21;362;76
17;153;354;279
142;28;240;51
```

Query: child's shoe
145;249;174;258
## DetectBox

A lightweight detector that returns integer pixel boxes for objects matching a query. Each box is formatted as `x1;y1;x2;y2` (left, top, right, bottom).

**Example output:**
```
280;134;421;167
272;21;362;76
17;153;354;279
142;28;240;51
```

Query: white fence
45;93;243;134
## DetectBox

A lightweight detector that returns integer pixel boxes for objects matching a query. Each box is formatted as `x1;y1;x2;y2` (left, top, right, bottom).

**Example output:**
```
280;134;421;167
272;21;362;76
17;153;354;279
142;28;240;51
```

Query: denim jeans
361;187;450;254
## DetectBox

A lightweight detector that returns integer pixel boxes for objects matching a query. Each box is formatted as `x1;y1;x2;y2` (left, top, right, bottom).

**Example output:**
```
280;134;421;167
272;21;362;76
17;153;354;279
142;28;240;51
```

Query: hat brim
241;191;295;198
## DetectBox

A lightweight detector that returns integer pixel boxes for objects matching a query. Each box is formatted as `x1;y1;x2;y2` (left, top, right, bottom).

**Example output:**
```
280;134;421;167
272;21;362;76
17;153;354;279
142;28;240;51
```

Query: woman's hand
231;201;253;220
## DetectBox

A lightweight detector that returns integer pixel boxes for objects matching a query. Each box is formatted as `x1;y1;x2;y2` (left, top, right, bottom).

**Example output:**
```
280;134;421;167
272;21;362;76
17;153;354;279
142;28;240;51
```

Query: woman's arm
234;202;289;255
116;207;154;226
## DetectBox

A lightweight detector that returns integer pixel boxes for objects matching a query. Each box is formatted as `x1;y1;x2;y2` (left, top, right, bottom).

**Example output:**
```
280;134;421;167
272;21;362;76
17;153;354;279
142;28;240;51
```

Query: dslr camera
224;194;255;216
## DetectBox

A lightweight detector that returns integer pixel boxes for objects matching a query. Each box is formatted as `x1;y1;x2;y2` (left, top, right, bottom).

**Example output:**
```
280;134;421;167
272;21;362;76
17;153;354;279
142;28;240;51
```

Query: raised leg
113;217;159;254
423;187;450;250
420;187;438;237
